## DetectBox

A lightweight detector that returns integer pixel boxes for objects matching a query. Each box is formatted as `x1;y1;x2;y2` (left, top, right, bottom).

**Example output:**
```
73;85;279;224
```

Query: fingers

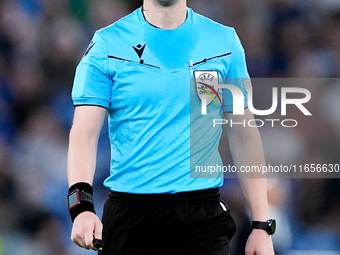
72;234;90;250
92;221;104;251
73;239;85;249
72;232;103;251
84;227;95;249
70;212;103;251
94;220;103;240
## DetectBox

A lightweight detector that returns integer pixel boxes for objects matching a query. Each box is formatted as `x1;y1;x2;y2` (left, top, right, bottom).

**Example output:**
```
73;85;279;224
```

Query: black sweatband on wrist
67;182;96;222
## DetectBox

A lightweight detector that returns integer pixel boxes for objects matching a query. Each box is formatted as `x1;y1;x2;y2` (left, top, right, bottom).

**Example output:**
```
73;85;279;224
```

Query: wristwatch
67;188;94;210
251;219;276;235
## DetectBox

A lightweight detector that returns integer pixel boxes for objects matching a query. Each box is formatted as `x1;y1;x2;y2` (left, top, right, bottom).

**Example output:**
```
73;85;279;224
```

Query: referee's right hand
71;211;103;251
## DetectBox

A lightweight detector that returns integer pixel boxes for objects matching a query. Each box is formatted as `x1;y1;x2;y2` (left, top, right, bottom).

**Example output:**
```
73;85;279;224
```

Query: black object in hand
93;238;105;249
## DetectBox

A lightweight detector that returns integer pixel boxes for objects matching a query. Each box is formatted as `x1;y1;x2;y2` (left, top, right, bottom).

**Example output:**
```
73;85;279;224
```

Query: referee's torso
72;7;249;194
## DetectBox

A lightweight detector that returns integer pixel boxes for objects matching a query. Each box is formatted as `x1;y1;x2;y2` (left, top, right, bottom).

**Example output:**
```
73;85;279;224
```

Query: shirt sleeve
72;32;112;109
222;28;250;113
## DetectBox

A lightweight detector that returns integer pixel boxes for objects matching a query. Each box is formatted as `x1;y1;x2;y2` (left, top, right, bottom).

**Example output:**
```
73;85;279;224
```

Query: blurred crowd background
0;0;340;254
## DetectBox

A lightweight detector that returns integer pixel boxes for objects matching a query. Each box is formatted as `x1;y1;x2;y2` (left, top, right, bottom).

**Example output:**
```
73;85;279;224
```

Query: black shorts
99;188;236;255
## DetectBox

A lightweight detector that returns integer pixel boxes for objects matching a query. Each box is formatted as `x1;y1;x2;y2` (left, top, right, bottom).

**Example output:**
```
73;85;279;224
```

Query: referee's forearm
67;127;98;186
226;112;269;221
232;144;269;220
238;178;270;221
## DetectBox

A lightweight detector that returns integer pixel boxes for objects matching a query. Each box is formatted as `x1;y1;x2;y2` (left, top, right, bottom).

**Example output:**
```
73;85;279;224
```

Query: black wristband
67;182;96;222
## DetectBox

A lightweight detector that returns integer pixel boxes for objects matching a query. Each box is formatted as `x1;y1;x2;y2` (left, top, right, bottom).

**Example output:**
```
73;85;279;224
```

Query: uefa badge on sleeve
194;70;221;114
245;78;252;91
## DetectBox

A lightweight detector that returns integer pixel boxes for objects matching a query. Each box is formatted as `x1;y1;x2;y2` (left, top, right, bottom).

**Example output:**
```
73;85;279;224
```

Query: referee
67;0;275;254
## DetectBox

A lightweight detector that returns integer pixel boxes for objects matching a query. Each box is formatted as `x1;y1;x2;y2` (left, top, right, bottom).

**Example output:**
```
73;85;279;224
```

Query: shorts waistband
108;188;220;204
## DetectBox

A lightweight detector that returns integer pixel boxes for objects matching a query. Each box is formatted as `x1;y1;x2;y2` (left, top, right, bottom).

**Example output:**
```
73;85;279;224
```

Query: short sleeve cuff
72;97;110;109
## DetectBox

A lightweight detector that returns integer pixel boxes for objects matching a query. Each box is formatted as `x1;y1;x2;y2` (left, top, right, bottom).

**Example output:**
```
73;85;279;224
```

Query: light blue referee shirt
72;7;249;193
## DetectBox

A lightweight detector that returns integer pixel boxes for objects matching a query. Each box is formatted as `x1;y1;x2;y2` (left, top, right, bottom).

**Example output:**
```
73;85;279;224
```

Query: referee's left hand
245;229;275;255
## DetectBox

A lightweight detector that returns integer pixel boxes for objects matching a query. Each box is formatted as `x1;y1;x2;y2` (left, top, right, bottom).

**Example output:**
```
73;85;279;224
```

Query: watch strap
78;191;94;204
251;219;276;235
251;221;269;230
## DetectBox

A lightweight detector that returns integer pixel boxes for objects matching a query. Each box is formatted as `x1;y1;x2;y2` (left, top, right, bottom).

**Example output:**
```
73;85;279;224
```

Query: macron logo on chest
133;44;146;59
